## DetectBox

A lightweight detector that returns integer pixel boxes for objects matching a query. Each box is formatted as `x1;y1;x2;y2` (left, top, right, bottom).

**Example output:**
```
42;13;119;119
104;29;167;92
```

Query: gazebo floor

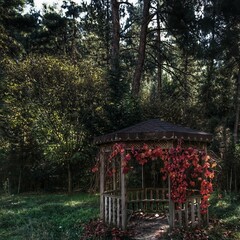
128;212;169;240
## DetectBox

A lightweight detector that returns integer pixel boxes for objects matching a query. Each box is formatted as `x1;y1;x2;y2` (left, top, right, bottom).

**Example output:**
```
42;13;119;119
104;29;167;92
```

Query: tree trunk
106;0;111;66
183;51;189;121
233;68;240;193
111;0;120;73
109;0;122;102
234;168;237;192
204;1;216;118
233;69;240;144
132;0;151;97
71;17;78;63
17;167;22;194
67;161;72;194
229;168;232;192
6;177;10;195
156;3;162;95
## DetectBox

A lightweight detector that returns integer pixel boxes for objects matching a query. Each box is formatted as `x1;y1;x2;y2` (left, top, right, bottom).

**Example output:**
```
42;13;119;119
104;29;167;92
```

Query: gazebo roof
94;119;212;145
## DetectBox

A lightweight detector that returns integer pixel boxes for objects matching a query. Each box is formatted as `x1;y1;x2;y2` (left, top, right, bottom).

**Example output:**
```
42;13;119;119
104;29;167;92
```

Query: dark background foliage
0;0;240;194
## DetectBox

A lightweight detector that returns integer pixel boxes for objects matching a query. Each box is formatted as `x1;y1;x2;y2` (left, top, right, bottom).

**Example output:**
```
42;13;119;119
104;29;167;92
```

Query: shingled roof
94;119;213;145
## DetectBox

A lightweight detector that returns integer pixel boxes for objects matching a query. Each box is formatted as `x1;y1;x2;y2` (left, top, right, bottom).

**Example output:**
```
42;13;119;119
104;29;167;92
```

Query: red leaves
122;166;130;174
136;154;148;165
142;143;149;151
190;181;196;187
91;166;99;173
121;153;132;173
205;169;215;179
168;227;209;240
158;145;216;211
93;143;216;214
124;153;131;161
161;145;193;203
81;219;135;240
152;147;163;158
200;180;213;195
109;143;125;160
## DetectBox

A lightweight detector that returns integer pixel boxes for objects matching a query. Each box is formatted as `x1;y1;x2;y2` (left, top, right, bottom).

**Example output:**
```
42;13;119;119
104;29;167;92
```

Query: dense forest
0;0;239;194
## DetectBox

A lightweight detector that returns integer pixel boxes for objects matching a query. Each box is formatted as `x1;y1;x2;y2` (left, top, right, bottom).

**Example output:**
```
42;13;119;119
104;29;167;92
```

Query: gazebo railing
127;188;168;212
103;188;168;227
103;189;207;229
171;195;208;228
103;191;122;227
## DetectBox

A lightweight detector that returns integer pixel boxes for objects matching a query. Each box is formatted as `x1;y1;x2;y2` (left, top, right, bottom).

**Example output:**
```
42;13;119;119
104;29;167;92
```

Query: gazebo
94;119;213;230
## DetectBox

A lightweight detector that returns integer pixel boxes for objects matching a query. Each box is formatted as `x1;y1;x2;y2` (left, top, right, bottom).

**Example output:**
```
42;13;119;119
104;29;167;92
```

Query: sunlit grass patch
0;193;99;240
216;199;231;208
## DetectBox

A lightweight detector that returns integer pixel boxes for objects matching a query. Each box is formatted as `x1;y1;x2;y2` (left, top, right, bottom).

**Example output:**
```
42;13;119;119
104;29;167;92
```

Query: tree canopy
0;0;240;194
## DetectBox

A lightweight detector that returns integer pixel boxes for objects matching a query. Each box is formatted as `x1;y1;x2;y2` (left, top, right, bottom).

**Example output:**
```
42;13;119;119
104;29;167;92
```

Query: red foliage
95;142;216;215
91;165;99;173
168;227;209;240
80;219;135;240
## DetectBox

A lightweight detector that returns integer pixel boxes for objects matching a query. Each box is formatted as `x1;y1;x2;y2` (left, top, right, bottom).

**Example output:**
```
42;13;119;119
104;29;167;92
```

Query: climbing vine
92;143;216;214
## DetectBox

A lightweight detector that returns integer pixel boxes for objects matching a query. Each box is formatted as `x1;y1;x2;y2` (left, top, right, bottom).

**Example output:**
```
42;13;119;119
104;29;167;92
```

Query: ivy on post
121;148;127;230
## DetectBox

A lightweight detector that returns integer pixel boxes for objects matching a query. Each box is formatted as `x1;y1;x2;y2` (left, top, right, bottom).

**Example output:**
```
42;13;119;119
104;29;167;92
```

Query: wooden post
178;204;182;227
100;148;105;220
197;197;201;224
121;151;127;230
204;145;209;226
105;196;108;222
117;198;120;227
168;176;175;228
113;158;116;191
191;198;195;226
185;201;189;226
109;197;112;224
113;197;116;225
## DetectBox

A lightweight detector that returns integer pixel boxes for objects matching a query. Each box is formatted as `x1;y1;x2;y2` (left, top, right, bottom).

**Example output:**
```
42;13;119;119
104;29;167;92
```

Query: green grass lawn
208;192;240;240
1;192;240;240
0;193;99;240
